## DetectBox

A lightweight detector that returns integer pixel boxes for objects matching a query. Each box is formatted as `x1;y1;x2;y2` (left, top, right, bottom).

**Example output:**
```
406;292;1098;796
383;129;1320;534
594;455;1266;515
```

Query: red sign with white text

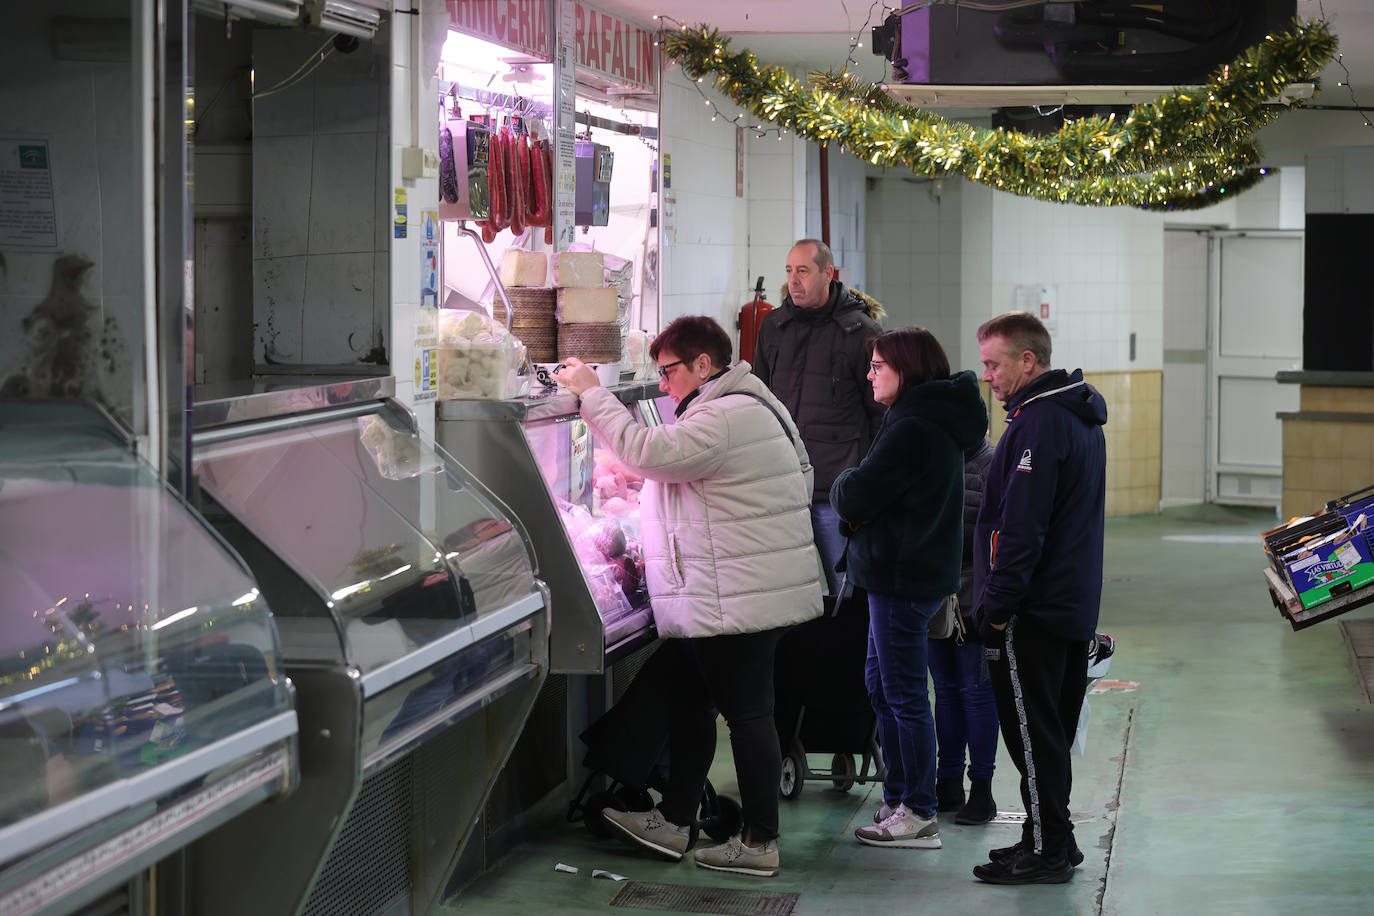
447;0;554;61
574;2;658;93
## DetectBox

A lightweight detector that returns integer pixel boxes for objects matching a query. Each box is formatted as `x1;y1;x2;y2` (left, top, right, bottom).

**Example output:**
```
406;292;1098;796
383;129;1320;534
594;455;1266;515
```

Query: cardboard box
1281;526;1374;610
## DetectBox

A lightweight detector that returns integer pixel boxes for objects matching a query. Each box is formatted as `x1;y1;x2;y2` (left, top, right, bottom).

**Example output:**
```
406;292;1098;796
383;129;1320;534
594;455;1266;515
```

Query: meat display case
180;376;549;916
436;380;667;674
0;400;298;916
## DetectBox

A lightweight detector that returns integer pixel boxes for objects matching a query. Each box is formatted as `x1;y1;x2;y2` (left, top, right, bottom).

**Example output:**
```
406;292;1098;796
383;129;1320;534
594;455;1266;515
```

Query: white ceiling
594;0;1374;158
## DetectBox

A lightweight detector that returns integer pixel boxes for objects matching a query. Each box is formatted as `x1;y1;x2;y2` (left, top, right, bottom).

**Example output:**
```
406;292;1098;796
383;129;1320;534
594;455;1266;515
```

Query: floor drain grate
609;881;799;915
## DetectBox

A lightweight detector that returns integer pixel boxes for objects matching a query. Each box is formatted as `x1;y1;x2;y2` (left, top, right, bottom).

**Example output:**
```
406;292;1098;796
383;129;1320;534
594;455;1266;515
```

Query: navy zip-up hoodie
830;370;988;600
972;368;1107;640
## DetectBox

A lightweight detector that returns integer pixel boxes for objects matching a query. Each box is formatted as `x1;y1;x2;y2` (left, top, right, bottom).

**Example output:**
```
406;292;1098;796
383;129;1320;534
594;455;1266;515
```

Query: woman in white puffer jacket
556;315;822;878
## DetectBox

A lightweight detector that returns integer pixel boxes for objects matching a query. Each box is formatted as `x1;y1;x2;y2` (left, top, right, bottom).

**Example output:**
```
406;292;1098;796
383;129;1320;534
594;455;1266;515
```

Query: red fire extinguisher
737;276;772;370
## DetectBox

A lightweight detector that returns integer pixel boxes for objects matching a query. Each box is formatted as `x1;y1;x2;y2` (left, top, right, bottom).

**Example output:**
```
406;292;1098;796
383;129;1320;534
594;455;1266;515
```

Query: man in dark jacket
970;311;1107;886
754;239;884;601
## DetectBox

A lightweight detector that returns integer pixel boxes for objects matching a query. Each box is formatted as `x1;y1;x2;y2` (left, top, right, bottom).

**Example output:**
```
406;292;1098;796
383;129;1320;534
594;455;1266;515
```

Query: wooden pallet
1264;566;1374;631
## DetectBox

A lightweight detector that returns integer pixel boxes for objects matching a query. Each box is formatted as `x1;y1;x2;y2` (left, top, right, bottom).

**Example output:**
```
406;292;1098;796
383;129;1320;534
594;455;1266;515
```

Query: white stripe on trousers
1004;617;1044;855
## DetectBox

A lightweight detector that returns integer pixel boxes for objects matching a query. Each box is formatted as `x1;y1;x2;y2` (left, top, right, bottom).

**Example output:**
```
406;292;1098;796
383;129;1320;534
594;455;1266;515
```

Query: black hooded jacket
753;280;885;500
972;368;1108;641
830;370;989;600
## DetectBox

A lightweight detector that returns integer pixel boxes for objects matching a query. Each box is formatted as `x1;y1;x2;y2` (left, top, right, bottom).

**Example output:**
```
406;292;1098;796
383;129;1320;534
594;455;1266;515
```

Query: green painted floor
444;505;1374;915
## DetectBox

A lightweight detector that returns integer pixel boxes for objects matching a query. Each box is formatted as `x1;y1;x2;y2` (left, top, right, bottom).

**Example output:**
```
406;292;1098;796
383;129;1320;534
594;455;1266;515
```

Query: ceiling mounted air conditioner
308;0;383;40
191;0;303;26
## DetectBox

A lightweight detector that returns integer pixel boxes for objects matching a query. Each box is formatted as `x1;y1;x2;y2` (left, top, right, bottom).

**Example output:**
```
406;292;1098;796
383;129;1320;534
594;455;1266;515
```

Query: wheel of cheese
558;321;622;363
494;287;556;326
515;325;559;363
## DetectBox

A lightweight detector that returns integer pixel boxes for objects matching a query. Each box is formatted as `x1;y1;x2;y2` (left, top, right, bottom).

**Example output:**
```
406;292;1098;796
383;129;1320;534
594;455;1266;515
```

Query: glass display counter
436;380;667;674
0;400;297;916
183;377;548;916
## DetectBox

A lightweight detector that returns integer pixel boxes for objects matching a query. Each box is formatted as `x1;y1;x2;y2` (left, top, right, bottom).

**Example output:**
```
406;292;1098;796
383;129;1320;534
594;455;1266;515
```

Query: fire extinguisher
737;276;772;370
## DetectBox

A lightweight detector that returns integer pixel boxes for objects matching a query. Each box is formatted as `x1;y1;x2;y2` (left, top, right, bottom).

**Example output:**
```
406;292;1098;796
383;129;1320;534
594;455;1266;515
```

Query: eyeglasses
656;360;685;380
868;359;888;374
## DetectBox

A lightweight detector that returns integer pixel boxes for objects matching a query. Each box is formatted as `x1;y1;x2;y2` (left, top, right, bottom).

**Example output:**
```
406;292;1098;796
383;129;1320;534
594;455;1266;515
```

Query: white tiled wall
746;132;806;306
865;168;962;353
955;182;1165;375
252;29;389;368
0;6;142;427
659;68;751;342
1305;148;1374;214
805;145;867;291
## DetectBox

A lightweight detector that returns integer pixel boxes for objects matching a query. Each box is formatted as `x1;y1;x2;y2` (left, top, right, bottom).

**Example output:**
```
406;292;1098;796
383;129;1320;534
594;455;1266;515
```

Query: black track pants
985;615;1089;860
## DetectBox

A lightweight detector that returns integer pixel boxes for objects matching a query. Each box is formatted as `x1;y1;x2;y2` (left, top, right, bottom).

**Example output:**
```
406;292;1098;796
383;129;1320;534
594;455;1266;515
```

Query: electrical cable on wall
252;35;336;100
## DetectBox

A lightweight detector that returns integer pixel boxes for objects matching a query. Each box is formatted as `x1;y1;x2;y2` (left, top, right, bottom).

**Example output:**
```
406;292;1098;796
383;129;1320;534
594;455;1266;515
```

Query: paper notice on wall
421;209;439;308
414;303;438;402
1;139;58;248
1015;283;1057;332
553;0;577;250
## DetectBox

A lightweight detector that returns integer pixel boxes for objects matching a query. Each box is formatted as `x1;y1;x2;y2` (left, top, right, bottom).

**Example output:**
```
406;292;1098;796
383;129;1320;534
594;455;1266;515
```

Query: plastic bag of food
435;308;530;400
358;415;443;479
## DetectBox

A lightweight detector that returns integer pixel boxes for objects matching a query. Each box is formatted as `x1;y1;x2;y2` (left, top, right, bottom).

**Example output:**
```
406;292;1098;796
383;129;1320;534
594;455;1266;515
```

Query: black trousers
658;628;786;842
984;614;1089;860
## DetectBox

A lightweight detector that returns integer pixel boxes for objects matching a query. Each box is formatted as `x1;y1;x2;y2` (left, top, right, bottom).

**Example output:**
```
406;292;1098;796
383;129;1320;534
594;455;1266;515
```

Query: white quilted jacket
577;362;824;638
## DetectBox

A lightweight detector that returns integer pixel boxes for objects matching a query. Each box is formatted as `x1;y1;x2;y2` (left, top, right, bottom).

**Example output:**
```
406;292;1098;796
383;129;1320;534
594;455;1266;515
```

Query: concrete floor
446;505;1374;915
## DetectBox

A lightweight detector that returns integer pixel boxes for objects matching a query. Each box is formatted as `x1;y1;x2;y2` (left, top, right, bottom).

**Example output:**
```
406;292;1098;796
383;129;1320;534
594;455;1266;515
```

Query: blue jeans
865;592;941;818
928;636;999;781
810;501;850;598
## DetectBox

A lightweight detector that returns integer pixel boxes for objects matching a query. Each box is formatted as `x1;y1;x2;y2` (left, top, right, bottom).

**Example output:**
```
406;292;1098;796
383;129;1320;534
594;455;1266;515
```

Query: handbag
929;594;966;643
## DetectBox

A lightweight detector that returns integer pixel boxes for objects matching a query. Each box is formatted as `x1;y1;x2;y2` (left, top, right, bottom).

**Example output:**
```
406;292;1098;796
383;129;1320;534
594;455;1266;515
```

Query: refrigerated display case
0;401;298;916
180;376;549;916
436;379;666;674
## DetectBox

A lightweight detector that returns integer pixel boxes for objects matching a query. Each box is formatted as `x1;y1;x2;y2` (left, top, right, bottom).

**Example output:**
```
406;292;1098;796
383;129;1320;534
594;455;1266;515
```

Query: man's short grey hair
792;238;834;272
977;311;1052;369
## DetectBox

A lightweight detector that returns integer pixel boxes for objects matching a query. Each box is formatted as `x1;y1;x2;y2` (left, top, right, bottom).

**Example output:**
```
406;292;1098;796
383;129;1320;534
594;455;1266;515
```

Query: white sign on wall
1015;283;1056;332
1;139;58;248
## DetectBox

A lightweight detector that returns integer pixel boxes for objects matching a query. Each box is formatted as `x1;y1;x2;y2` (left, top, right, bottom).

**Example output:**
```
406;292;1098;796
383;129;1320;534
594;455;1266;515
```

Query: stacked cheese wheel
495;250;557;362
554;252;621;365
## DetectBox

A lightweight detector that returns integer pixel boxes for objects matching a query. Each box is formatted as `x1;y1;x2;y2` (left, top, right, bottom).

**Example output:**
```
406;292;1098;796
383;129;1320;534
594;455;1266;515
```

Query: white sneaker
854;804;942;848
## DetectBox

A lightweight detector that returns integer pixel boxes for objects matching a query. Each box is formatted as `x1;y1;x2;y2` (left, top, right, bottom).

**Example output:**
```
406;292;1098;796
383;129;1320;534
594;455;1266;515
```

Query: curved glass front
193;404;537;678
0;402;290;832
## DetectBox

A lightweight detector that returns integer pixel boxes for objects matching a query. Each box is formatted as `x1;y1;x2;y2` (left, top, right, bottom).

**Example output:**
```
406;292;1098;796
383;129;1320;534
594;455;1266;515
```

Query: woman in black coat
830;326;987;850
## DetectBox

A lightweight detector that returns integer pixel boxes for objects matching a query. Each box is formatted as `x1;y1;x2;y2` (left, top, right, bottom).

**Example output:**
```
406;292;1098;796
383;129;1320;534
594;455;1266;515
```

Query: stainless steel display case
184;376;549;916
0;401;298;916
437;380;666;674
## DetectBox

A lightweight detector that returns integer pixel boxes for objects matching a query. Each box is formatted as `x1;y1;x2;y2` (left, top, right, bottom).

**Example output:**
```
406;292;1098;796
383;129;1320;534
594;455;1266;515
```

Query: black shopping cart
772;590;885;799
567;640;741;841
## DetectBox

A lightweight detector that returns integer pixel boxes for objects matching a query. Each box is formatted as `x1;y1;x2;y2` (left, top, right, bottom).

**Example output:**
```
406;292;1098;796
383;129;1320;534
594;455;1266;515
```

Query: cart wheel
779;752;804;800
703;794;742;841
830;753;857;792
582;790;621;838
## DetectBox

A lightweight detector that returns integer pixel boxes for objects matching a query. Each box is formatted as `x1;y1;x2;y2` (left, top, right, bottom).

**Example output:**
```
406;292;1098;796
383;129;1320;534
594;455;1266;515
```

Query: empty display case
0;401;298;916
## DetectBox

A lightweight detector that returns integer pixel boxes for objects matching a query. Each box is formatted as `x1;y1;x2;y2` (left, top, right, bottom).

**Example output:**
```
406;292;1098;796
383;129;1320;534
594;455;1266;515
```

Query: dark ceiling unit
875;0;1298;87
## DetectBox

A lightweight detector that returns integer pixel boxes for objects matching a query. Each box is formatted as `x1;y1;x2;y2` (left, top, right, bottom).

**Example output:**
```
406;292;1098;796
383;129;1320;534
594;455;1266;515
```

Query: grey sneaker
602;807;691;861
693;835;780;877
854;805;942;848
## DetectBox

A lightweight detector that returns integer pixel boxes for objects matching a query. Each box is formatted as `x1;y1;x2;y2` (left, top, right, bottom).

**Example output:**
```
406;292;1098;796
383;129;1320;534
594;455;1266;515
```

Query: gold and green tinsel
662;19;1338;210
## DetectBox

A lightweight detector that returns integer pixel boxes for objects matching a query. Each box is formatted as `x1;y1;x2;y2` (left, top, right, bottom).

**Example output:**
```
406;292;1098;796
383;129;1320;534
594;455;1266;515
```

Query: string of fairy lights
651;5;893;142
1317;0;1374;129
656;17;1339;210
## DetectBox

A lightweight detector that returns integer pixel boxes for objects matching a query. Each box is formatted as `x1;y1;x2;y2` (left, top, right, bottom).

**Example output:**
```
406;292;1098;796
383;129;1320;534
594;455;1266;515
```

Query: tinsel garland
662;20;1338;210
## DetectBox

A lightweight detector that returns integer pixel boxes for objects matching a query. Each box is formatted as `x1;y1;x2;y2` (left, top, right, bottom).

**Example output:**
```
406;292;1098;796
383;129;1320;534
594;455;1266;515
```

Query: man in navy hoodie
969;311;1107;886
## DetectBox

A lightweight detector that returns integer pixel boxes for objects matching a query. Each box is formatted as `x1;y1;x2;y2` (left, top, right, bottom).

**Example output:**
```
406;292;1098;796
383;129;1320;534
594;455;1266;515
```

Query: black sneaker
974;849;1074;885
988;841;1084;867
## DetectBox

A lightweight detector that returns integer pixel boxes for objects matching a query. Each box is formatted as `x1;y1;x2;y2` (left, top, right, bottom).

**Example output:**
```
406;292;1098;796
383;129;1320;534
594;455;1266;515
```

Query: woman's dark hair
866;326;950;401
650;315;733;369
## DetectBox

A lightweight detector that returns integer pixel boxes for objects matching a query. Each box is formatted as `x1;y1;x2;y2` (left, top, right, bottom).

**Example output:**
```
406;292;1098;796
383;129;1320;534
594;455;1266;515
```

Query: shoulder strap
729;391;794;444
